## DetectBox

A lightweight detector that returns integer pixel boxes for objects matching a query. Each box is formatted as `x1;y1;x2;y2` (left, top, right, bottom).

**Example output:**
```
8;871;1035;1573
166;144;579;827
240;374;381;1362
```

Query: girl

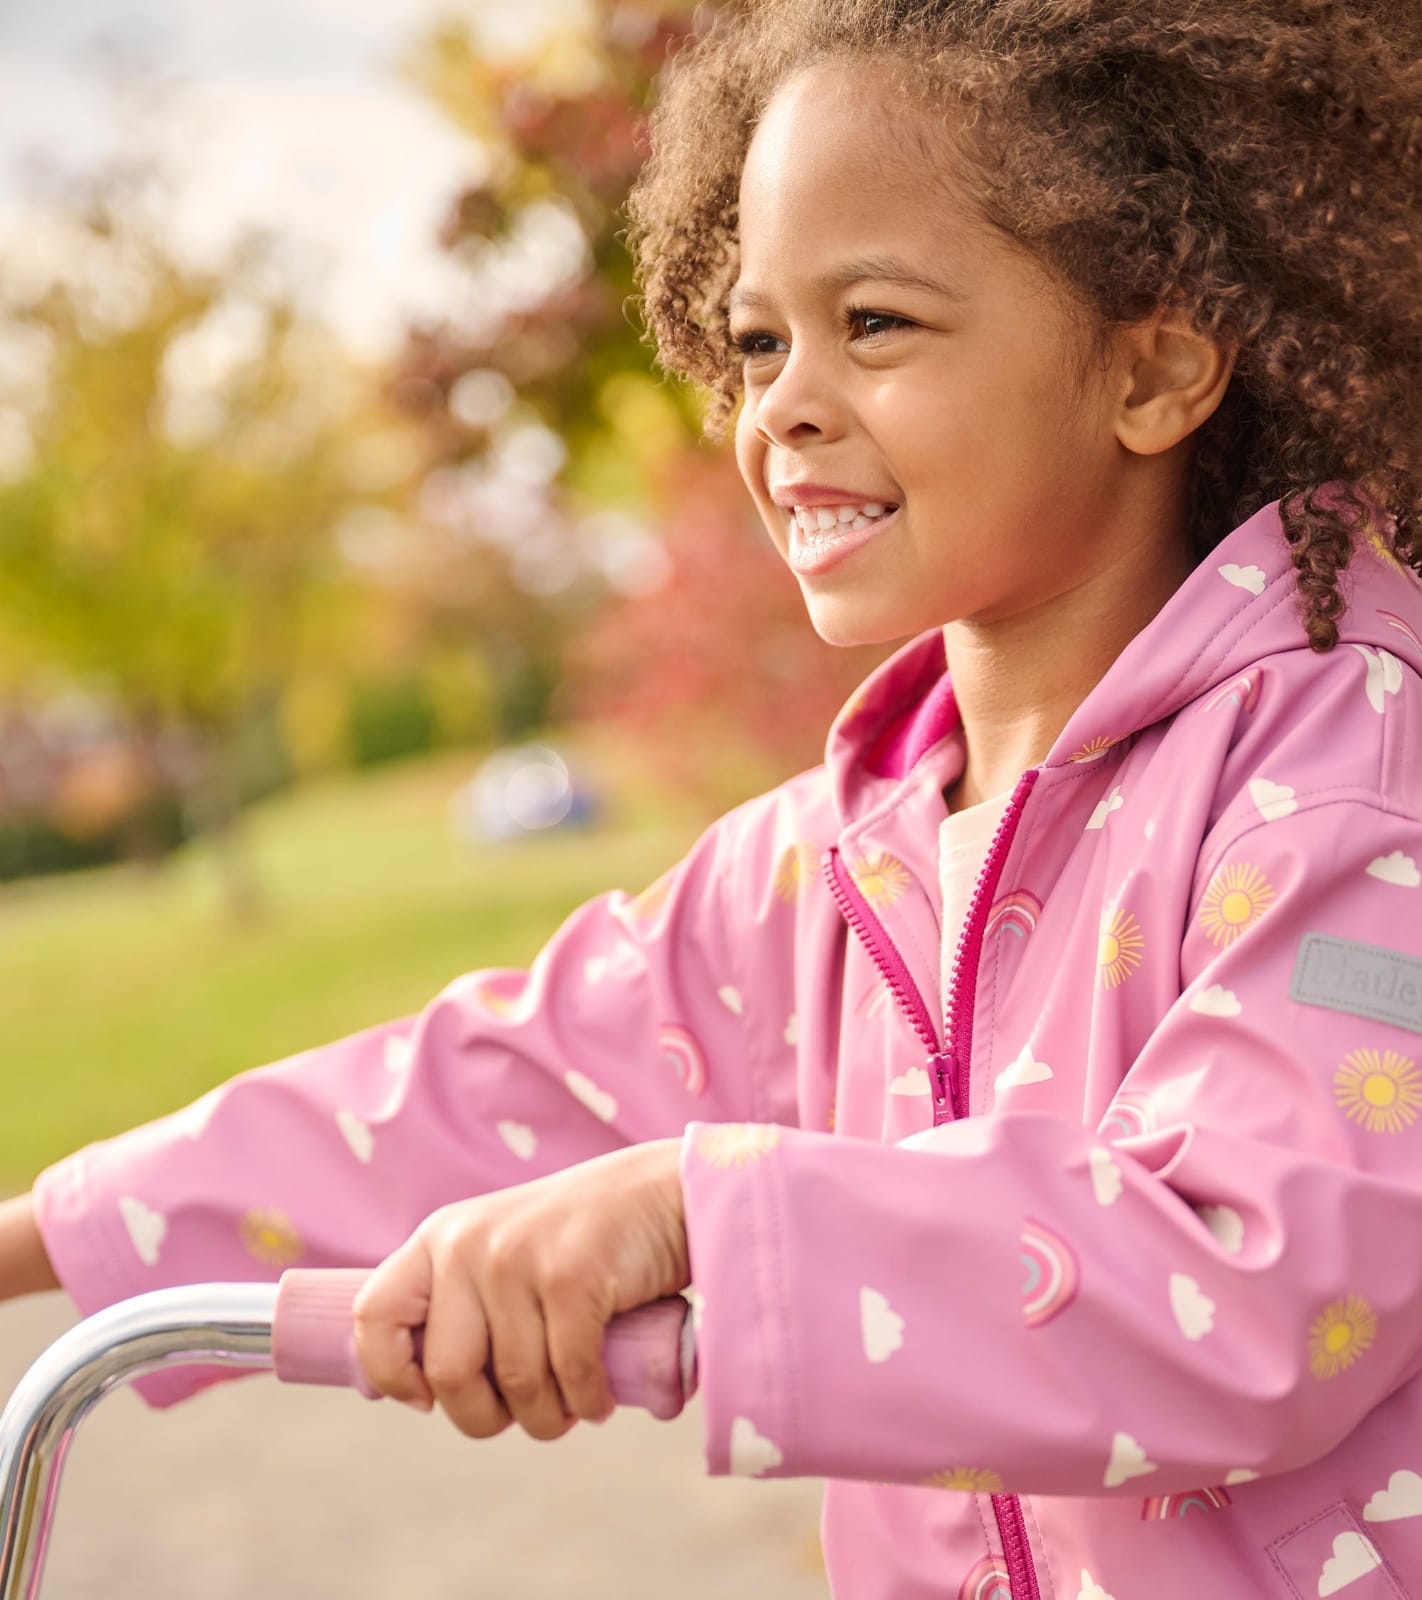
6;1;1422;1595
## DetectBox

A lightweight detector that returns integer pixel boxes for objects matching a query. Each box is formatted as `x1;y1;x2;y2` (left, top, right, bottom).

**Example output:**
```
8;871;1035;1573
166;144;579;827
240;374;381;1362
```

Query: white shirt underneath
938;788;1014;1017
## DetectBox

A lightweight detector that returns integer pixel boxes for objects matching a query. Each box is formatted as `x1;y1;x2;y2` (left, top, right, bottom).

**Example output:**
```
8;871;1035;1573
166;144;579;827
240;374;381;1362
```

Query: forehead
736;61;981;281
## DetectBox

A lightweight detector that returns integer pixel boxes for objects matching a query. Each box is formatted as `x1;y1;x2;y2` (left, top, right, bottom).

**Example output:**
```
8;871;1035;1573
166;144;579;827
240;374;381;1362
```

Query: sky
0;0;571;357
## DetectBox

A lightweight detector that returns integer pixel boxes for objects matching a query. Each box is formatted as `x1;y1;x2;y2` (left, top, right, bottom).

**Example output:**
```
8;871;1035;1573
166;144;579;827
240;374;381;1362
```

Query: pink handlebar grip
271;1269;698;1421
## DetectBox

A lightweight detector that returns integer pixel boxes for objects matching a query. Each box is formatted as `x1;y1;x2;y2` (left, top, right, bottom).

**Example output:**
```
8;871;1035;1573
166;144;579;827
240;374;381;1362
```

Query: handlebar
271;1269;696;1419
0;1273;697;1600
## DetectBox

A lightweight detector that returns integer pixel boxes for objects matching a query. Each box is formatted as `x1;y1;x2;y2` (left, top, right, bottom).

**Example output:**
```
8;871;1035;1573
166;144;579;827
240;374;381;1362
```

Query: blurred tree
0;177;389;913
393;0;887;808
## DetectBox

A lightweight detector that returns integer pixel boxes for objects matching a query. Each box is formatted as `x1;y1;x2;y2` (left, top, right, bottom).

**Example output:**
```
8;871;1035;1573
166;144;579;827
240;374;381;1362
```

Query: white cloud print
1190;985;1243;1018
1367;851;1421;888
1318;1531;1382;1595
1364;1469;1422;1523
890;1066;931;1096
996;1045;1053;1090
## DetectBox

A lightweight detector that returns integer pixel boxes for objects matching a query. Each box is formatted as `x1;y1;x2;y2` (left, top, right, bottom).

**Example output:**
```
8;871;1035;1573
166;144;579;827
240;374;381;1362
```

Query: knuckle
541;1260;585;1300
421;1352;475;1395
494;1367;541;1406
483;1229;527;1281
555;1353;597;1391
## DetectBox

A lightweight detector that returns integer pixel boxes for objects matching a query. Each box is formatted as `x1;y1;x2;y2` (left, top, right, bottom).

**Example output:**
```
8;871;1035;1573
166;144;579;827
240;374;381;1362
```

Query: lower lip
786;508;900;577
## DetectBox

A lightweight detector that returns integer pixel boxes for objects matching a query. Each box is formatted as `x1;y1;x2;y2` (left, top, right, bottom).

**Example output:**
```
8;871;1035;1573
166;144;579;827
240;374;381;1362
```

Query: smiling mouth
783;503;902;577
785;502;899;537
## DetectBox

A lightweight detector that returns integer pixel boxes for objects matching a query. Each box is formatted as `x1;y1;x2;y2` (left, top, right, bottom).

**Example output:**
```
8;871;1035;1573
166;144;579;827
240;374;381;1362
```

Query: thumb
353;1237;436;1410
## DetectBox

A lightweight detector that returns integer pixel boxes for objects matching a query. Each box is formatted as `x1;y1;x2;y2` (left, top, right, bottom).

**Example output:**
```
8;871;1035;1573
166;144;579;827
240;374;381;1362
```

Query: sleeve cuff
679;1121;800;1478
32;1147;253;1409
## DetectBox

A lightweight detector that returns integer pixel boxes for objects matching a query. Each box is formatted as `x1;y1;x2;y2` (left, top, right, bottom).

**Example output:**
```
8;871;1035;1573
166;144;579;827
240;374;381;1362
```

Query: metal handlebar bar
0;1275;695;1600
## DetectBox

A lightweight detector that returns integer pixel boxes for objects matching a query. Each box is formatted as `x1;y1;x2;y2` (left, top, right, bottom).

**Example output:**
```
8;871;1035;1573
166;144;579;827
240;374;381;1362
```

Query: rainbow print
659;1023;708;1096
957;1556;1013;1600
1379;609;1422;656
1140;1487;1233;1520
1099;1094;1154;1142
1202;671;1263;715
1020;1217;1080;1328
986;889;1043;940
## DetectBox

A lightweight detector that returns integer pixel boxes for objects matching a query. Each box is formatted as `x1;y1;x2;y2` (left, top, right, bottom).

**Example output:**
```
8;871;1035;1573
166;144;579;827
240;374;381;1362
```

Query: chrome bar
0;1284;279;1600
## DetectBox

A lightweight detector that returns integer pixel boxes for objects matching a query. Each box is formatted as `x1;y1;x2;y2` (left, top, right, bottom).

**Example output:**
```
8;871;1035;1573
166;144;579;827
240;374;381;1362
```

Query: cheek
733;402;761;484
734;407;780;531
883;353;1090;492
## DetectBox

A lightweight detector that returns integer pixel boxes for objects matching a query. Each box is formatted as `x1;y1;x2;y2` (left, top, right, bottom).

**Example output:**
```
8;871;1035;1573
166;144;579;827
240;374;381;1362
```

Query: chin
802;596;923;650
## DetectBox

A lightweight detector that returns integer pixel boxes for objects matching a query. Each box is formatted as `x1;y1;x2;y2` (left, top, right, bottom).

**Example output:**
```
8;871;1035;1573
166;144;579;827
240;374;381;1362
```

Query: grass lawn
0;738;708;1189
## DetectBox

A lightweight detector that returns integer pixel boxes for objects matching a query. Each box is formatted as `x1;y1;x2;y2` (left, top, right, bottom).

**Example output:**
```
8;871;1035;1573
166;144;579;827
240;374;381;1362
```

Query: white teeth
790;501;895;533
850;514;871;530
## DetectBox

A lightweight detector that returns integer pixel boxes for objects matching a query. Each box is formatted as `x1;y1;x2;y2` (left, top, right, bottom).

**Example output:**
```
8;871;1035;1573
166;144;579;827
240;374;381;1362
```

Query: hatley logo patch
1291;934;1422;1035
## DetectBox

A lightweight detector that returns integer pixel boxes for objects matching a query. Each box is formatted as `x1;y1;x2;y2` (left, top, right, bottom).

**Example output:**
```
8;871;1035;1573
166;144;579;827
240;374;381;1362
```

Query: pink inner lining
863;670;960;779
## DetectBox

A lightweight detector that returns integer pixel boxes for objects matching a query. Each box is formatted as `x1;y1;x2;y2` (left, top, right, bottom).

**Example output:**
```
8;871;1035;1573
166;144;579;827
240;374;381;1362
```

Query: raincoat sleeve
32;794;799;1407
679;795;1422;1493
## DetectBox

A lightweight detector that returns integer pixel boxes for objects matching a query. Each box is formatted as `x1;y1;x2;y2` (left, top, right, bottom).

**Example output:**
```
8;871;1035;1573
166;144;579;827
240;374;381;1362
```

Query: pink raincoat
34;492;1422;1600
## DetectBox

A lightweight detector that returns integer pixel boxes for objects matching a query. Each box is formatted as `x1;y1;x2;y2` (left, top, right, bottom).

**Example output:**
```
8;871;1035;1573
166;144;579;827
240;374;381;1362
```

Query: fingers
420;1266;512;1440
485;1280;578;1442
353;1237;435;1410
542;1280;615;1424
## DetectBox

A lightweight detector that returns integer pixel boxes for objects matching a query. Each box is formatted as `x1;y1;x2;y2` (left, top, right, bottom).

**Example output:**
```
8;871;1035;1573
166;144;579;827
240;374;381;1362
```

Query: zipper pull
934;1056;966;1120
930;1051;957;1116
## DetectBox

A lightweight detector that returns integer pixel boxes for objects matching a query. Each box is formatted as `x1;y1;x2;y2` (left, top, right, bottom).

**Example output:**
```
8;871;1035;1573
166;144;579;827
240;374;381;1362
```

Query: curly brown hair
625;0;1422;648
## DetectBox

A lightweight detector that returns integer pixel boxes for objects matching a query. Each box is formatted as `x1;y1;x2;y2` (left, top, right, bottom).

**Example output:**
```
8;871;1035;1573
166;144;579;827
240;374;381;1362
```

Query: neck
942;514;1196;811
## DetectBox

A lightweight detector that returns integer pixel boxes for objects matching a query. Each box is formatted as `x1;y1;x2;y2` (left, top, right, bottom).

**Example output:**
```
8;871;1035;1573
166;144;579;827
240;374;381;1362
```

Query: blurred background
0;0;892;1180
0;0;900;1589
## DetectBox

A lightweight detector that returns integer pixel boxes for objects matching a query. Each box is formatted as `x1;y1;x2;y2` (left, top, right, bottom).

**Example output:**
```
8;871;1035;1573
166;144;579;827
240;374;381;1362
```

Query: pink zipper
823;847;959;1113
941;769;1040;1121
822;767;1042;1600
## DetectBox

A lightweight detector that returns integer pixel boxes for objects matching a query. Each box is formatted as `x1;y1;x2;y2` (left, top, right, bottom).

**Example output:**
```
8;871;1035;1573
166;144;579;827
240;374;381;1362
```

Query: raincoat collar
823;489;1419;828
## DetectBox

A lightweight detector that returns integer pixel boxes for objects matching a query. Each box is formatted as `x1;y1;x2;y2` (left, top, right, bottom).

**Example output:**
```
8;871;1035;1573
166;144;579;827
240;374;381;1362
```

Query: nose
749;347;844;448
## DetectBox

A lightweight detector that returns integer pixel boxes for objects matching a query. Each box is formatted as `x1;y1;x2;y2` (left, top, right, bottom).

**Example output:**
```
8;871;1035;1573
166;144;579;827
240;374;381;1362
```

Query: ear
1111;306;1237;458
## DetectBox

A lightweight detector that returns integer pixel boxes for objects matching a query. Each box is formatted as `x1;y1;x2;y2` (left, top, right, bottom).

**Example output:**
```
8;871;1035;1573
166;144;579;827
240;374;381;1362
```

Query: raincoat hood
824;488;1413;825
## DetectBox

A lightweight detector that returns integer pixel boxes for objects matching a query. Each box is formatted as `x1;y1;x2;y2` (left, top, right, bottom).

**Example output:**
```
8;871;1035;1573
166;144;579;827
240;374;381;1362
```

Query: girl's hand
0;1193;58;1302
352;1138;689;1441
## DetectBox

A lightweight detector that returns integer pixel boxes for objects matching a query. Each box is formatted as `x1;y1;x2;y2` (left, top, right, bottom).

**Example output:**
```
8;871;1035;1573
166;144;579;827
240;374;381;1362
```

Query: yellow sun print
851;853;911;909
1197;862;1277;948
1098;906;1145;989
1334;1048;1422;1134
1308;1295;1377;1379
1369;523;1404;572
1069;734;1125;765
695;1123;782;1168
921;1467;1005;1493
774;843;809;903
627;871;673;930
240;1207;302;1267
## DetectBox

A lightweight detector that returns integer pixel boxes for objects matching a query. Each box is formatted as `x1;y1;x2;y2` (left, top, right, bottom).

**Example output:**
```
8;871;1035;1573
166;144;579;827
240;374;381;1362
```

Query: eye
728;306;913;363
730;329;784;359
844;305;911;341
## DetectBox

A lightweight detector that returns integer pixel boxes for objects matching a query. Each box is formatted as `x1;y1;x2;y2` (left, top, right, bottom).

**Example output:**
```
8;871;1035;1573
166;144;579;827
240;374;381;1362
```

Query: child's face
731;62;1149;648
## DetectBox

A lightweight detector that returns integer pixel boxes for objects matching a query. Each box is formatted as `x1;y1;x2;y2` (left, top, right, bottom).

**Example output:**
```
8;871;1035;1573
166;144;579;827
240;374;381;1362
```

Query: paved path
2;1293;828;1599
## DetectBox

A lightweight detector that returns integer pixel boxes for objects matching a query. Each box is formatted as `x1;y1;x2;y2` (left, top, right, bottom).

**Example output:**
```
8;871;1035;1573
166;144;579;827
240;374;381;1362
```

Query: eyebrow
727;254;968;314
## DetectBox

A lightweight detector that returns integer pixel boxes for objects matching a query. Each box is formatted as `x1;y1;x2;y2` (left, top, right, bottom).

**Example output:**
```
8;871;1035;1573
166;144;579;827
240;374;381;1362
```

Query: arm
31;793;800;1406
680;796;1422;1493
0;1193;57;1300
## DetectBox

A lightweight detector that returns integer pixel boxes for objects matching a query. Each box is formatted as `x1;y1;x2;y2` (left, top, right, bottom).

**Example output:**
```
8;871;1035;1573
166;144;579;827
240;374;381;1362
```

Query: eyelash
730;304;911;358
